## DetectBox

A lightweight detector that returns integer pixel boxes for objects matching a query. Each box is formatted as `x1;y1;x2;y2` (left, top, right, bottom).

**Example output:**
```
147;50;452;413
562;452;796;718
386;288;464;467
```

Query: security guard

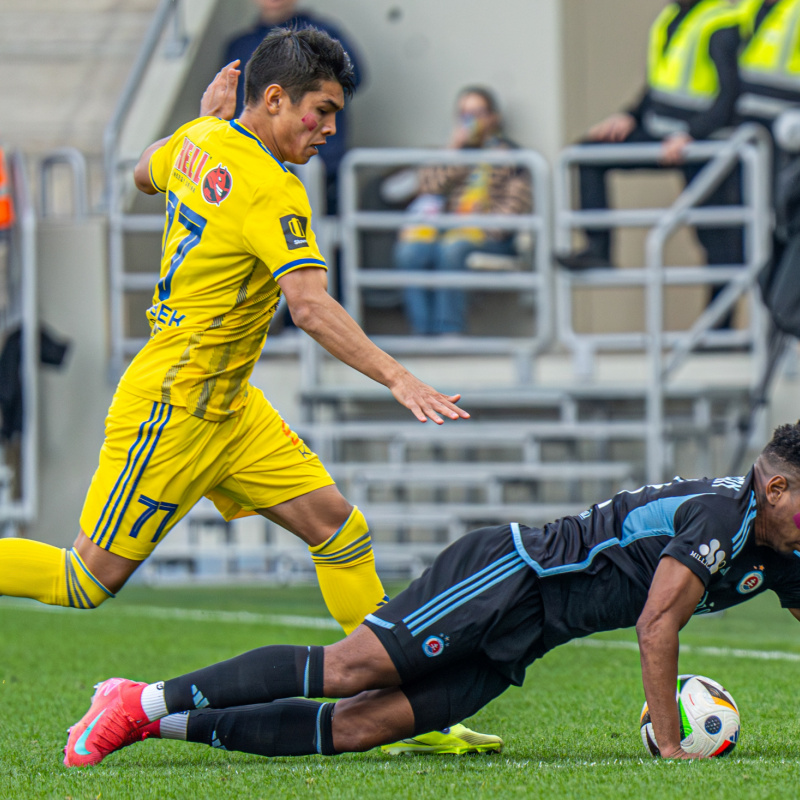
557;0;744;273
736;0;800;166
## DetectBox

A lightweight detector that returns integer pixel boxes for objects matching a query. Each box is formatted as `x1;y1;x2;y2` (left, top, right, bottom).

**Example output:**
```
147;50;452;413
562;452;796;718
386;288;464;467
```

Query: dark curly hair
760;421;800;478
244;26;355;107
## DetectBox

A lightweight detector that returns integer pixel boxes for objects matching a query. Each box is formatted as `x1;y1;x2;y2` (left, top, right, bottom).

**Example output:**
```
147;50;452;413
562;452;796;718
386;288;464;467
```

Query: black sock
186;699;337;757
163;645;325;713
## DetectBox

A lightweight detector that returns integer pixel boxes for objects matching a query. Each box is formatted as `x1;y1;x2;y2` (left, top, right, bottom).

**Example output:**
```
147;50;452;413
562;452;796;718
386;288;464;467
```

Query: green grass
2;584;800;799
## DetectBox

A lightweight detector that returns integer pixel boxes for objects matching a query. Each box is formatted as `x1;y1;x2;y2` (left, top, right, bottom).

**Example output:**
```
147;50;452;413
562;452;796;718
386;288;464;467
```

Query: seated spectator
222;0;365;214
556;0;744;278
392;87;531;336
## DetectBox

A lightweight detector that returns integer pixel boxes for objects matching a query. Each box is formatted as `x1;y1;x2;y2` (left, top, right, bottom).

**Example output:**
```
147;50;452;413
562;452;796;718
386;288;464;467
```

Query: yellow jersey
120;117;326;421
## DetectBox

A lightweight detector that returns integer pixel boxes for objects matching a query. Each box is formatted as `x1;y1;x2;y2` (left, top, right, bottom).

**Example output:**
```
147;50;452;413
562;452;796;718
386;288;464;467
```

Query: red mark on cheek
302;114;317;132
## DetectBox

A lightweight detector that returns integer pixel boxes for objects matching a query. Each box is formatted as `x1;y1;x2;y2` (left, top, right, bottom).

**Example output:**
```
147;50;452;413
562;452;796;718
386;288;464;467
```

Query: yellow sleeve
242;173;327;280
148;118;214;194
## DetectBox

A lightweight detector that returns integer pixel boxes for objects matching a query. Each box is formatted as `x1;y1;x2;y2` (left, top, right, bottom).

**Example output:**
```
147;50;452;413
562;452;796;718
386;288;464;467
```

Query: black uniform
365;470;800;732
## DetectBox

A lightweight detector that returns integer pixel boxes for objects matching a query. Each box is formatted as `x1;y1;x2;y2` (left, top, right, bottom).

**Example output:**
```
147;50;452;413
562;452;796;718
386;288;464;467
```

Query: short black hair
761;421;800;478
457;85;500;116
244;26;355;106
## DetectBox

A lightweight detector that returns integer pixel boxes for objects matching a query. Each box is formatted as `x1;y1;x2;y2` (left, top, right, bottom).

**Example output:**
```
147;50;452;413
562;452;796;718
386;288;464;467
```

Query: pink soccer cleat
63;677;149;767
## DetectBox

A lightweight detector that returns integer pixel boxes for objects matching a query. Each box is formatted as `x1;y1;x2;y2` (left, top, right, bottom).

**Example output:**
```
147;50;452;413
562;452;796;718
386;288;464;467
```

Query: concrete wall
200;0;565;157
31;219;115;544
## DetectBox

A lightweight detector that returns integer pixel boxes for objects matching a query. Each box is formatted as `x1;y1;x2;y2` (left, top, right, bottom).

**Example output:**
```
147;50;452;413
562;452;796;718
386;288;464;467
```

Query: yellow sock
308;507;387;635
0;538;114;609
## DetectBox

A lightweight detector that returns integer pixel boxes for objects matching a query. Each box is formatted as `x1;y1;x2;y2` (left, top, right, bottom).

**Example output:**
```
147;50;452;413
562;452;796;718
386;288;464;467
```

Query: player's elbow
133;172;157;195
287;297;325;334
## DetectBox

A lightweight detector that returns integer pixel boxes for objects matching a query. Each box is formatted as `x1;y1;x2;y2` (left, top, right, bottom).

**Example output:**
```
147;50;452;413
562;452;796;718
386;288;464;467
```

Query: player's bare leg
260;485;388;636
73;531;142;593
257;484;353;546
333;688;416;752
0;529;135;609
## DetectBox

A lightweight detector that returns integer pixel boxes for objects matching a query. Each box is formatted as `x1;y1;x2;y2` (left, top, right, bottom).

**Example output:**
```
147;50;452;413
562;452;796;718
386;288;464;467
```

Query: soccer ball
640;674;740;758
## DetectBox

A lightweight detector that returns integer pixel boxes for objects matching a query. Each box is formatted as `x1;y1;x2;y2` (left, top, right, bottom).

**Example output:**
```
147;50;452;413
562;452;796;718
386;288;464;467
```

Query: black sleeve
687;26;741;140
624;86;651;125
660;495;744;587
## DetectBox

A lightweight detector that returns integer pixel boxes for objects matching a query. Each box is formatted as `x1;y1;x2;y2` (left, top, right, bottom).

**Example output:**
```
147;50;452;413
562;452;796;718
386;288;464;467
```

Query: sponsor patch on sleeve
280;214;309;250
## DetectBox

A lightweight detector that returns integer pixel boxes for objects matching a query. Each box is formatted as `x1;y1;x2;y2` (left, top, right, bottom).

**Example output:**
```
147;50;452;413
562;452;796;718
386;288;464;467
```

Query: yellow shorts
80;386;334;561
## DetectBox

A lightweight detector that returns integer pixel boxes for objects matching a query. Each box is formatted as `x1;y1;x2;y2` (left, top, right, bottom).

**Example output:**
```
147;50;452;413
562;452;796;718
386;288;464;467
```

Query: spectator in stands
736;0;800;178
556;0;744;282
222;0;365;214
392;87;532;336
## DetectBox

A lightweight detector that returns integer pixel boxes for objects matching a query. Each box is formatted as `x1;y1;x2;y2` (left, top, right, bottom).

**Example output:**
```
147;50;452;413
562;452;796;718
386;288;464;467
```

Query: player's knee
57;548;116;609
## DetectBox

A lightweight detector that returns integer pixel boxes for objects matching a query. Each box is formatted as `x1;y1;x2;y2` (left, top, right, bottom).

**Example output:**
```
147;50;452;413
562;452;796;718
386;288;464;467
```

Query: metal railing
104;0;187;379
554;127;772;374
554;125;772;480
0;150;38;528
337;147;552;385
39;148;89;220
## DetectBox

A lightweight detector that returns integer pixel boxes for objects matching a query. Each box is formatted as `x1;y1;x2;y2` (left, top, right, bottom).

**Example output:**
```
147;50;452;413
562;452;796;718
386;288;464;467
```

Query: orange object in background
0;148;15;230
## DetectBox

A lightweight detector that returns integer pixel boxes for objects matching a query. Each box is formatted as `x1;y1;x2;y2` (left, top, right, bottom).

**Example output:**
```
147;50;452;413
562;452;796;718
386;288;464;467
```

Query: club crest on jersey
280;214;309;250
736;570;764;594
422;635;447;657
202;164;233;206
174;137;210;185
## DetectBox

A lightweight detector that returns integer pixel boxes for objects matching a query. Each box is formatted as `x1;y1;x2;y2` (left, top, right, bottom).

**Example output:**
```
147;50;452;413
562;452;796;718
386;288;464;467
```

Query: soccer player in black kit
65;421;800;765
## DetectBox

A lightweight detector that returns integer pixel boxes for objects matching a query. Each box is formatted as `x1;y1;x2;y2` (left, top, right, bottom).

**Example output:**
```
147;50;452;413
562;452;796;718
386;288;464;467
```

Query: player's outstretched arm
278;268;469;424
636;556;705;759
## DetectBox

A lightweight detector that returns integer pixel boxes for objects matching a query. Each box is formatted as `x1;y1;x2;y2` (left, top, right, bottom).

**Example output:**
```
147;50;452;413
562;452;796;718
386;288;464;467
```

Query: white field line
0;598;341;630
568;637;800;663
4;599;800;663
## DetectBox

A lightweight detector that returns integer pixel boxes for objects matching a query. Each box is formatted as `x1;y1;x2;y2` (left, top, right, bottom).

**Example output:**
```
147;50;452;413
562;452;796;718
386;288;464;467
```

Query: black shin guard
186;699;337;757
163;645;325;713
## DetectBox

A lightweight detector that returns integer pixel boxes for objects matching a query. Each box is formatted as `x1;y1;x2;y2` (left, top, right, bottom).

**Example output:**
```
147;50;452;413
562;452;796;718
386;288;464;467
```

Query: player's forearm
636;616;682;756
290;293;407;389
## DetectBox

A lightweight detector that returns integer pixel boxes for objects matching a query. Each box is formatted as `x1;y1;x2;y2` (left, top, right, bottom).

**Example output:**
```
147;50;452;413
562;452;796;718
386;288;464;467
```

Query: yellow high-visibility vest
648;0;741;110
739;0;800;91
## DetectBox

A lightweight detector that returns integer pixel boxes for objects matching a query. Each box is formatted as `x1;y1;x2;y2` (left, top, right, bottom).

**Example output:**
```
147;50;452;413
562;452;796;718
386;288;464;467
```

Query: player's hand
659;745;703;760
588;113;636;143
388;373;470;425
200;60;241;120
660;133;693;165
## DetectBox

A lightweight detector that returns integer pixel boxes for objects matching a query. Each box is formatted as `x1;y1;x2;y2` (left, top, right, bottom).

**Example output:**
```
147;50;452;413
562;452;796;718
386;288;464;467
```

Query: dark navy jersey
511;470;800;652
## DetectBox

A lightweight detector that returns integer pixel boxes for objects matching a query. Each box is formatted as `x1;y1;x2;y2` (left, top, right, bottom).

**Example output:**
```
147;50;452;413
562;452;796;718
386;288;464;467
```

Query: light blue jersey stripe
407;559;527;636
365;613;395;630
511;494;707;577
403;551;519;627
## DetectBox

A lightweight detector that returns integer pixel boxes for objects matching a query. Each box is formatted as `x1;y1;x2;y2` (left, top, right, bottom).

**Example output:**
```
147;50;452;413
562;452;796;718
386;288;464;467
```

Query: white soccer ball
640;674;740;758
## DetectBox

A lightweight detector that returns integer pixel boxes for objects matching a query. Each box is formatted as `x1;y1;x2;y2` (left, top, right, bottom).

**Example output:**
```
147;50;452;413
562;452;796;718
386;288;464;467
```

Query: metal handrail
103;0;185;210
104;0;185;378
643;124;772;480
39;148;89;220
555;136;768;351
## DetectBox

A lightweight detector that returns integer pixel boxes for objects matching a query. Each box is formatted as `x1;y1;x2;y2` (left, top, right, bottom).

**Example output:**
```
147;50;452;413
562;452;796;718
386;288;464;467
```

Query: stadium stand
0;0;785;583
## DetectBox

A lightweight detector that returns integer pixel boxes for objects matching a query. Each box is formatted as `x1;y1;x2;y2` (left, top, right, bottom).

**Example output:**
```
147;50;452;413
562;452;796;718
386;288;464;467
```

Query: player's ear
765;474;790;504
263;84;284;116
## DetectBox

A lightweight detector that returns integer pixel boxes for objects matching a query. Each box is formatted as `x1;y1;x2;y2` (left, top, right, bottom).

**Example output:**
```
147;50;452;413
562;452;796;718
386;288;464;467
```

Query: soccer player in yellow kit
1;27;501;754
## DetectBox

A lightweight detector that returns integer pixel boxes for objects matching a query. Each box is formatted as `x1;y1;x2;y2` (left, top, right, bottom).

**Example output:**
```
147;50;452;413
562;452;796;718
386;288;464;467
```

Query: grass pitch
2;583;800;799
